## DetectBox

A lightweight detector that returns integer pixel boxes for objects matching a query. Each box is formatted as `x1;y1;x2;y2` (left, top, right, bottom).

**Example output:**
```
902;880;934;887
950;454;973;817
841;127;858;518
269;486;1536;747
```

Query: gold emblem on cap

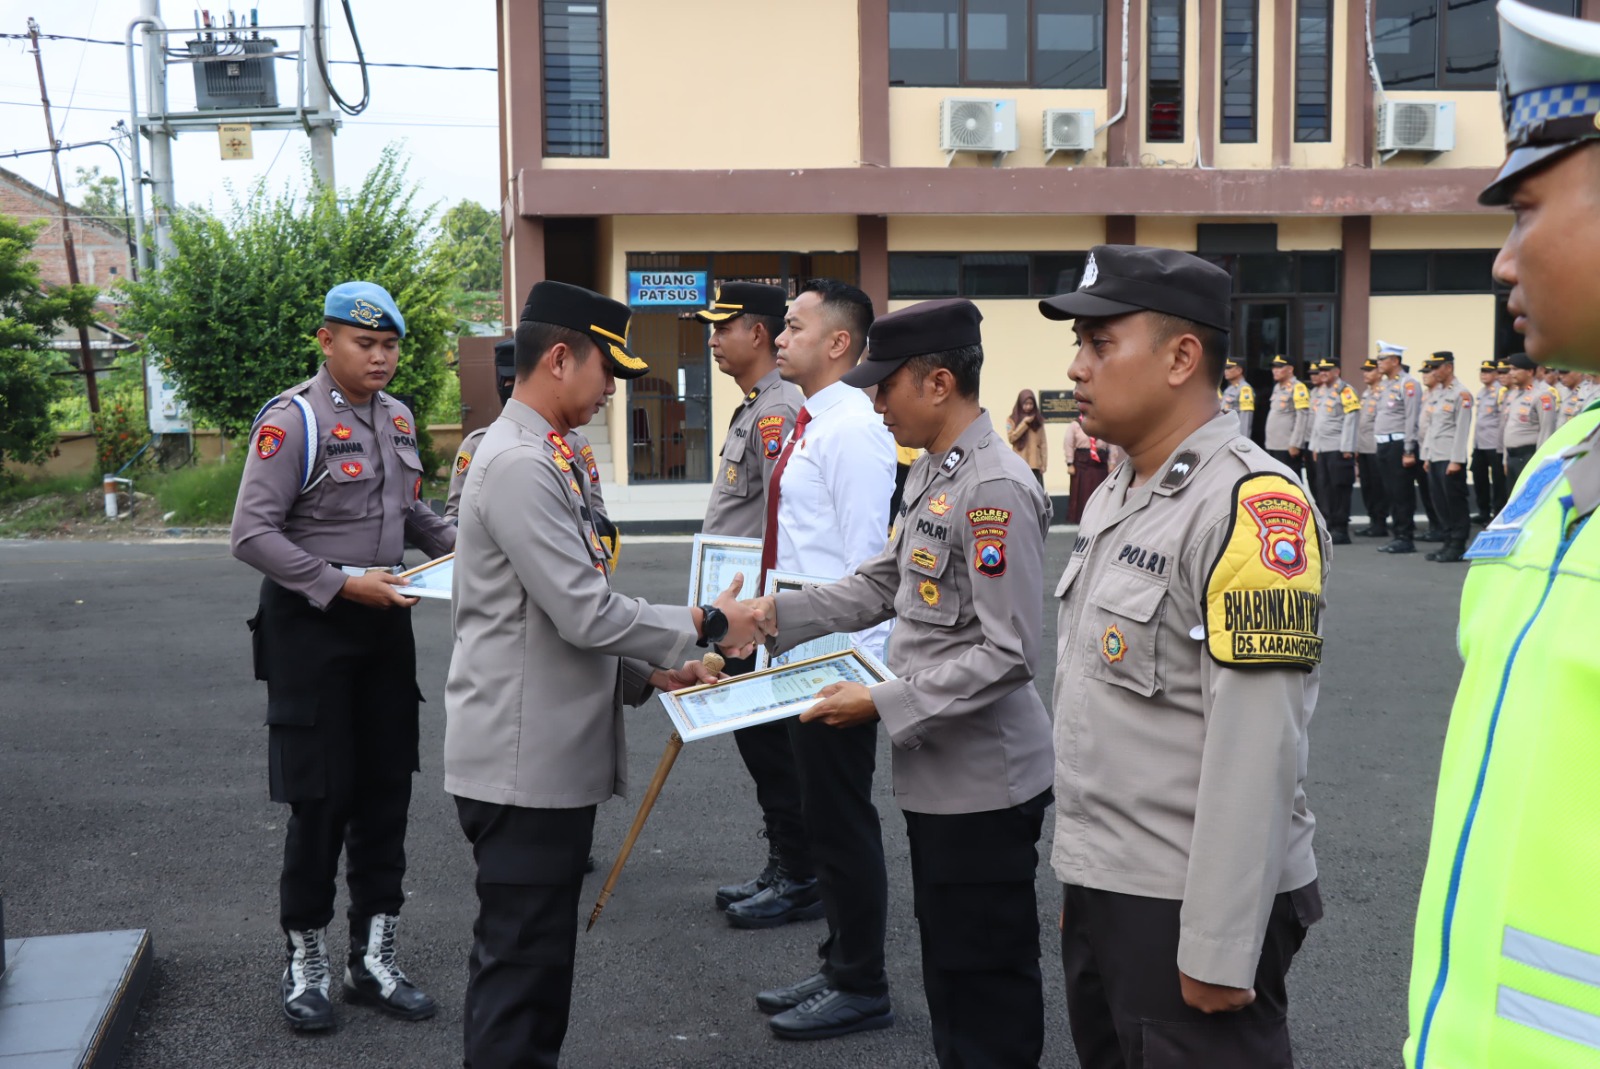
590;323;648;371
349;298;384;328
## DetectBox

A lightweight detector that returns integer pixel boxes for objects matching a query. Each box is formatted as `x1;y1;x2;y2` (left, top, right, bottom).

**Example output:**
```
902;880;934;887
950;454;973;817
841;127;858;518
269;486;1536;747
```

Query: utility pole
28;18;100;415
305;0;336;189
139;0;175;261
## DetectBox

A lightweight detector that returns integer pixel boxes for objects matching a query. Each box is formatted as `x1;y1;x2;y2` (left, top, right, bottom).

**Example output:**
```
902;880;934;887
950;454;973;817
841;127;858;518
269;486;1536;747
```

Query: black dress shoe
1331;530;1352;545
725;871;825;929
756;971;831;1014
344;915;437;1022
1355;525;1390;538
769;987;894;1041
282;929;335;1032
1431;544;1466;563
1379;539;1416;554
716;856;778;911
1417;528;1446;543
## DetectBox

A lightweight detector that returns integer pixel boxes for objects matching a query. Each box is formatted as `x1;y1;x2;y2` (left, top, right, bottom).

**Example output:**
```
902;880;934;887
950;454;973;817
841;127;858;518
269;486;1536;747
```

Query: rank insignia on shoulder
392;415;411;435
941;448;965;474
911;546;939;571
455;452;472;476
1160;451;1200;491
553;453;572;473
330;388;347;408
974;538;1006;578
568;477;582;495
918;578;941;607
341;461;363;478
968;507;1010;526
332;423;352;440
548;432;576;461
256;425;285;460
1101;624;1126;664
927;493;952;516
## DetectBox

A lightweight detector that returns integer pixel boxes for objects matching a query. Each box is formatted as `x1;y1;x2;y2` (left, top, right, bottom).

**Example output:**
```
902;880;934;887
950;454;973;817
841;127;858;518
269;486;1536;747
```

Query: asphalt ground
0;532;1465;1068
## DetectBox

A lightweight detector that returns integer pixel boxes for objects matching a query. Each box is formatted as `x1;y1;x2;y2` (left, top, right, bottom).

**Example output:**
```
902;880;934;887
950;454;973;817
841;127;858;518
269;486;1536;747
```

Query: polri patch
975;538;1006;578
331;423;352;440
256;425;285;460
455;452;472;476
580;444;601;482
758;415;786;459
968;507;1011;526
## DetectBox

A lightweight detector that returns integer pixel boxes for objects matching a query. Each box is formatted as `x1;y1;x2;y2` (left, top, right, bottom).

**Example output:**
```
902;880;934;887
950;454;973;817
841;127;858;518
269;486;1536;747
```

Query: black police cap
494;338;515;374
1038;245;1232;332
693;281;788;323
1431;350;1456;363
843;298;983;389
519;280;648;380
1507;352;1539;370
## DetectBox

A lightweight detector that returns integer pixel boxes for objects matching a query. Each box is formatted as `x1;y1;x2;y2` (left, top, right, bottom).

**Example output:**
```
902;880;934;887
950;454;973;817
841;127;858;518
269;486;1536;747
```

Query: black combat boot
715;847;779;911
725;867;825;929
281;928;335;1032
344;914;436;1021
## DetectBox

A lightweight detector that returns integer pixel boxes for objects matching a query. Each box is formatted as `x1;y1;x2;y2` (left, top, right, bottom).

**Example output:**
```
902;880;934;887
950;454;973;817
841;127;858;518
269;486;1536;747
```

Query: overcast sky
0;0;499;220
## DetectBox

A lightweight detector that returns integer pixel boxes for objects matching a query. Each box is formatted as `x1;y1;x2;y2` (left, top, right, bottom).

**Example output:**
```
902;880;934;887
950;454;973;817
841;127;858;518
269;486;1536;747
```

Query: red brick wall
0;172;132;291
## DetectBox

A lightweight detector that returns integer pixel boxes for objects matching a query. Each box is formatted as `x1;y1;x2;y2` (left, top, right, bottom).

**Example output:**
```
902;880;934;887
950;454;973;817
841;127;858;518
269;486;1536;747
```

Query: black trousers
1311;452;1354;534
1427;460;1472;547
1507;443;1538;490
1376;440;1416;541
1471;447;1509;521
789;716;889;996
1356;452;1389;530
1411;454;1441;526
1061;881;1321;1069
1265;449;1302;482
456;798;596;1069
251;579;420;933
905;791;1051;1069
728;653;812;878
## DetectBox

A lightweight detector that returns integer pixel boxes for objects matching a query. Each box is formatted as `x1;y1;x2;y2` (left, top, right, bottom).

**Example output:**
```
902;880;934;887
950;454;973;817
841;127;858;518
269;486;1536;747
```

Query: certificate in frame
661;647;895;742
394;553;454;601
755;570;854;670
686;533;763;606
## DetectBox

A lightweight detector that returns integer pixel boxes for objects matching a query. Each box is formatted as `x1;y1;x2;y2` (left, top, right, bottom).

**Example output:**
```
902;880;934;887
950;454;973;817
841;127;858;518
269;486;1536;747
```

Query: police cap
1507;351;1540;370
519;280;649;380
1038;245;1232;332
324;281;406;338
843;298;983;389
1480;358;1501;372
1270;354;1294;367
693;281;788;323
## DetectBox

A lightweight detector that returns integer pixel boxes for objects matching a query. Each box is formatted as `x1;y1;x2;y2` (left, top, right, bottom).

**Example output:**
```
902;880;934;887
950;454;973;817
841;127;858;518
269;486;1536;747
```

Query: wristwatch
697;604;728;648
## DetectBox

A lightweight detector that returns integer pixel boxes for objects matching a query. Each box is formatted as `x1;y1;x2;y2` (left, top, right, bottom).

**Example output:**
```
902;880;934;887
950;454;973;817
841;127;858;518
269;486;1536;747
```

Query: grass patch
142;453;246;526
0;471;97;505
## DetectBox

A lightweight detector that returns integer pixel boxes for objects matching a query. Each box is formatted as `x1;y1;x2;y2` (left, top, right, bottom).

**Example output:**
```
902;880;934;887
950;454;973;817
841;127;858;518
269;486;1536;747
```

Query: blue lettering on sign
627;271;709;308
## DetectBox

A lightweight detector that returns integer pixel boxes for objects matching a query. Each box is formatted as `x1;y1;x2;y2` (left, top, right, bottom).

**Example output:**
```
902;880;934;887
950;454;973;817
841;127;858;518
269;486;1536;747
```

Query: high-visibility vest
1405;404;1600;1068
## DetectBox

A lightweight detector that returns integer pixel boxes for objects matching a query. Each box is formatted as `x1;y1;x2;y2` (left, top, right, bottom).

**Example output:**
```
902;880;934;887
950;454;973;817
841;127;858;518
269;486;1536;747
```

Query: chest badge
725;464;738;485
392;415;411;434
331;423;352;441
568;477;582;495
256;425;285;460
910;546;939;571
918;578;941;607
413;476;422;501
927;493;952;516
1101;624;1127;664
340;461;363;478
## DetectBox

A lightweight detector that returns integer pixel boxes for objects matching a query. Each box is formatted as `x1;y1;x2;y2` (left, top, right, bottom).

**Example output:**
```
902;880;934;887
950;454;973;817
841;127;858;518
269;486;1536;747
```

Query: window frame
1371;0;1579;92
1370;249;1500;295
1293;0;1332;143
1146;0;1186;143
888;0;1108;90
887;251;1088;299
1219;0;1259;144
542;0;610;159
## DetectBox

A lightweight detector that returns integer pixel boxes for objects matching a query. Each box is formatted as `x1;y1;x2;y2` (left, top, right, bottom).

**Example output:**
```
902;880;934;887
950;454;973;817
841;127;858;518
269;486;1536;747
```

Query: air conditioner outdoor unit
1377;100;1456;155
940;98;1018;164
1043;107;1096;161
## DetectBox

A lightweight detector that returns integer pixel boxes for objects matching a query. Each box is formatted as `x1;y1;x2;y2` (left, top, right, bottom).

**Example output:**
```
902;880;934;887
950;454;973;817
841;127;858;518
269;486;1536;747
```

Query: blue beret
324;281;406;338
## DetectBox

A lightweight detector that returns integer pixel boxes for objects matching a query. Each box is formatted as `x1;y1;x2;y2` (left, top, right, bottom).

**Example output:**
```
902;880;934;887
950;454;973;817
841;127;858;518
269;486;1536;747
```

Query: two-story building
494;0;1589;506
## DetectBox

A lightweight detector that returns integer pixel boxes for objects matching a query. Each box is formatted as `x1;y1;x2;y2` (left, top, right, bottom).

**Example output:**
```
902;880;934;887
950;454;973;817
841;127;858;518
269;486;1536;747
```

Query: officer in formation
745;298;1055;1068
231;282;457;1031
689;282;818;928
1555;366;1600;428
1417;352;1474;562
443;280;769;1069
1404;358;1446;543
1470;358;1509;525
1263;353;1311;477
1306;357;1360;543
1356;357;1392;538
1220;356;1255;437
1371;342;1424;553
1500;351;1560;485
1039;245;1326;1067
1406;4;1600;1067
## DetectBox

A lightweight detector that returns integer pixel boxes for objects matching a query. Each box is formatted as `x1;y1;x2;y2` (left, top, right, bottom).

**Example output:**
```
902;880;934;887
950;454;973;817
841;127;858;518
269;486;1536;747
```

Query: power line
0;98;496;127
0;31;495;70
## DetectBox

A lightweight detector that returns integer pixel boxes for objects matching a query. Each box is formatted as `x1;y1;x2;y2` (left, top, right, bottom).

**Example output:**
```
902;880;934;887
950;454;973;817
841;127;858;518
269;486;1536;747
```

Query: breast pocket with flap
1083;569;1169;698
898;538;960;626
309;455;378;520
715;434;754;499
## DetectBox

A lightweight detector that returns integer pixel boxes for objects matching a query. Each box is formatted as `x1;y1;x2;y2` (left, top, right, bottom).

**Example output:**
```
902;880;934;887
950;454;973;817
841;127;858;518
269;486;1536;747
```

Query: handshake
707;573;779;657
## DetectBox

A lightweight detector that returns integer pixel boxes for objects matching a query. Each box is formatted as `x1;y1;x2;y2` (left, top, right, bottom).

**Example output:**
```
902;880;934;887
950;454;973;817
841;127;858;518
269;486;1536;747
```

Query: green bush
145;451;245;526
91;391;149;475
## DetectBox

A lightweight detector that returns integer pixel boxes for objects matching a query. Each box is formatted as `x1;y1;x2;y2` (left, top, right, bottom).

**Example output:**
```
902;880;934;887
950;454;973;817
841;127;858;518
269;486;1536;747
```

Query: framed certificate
687;533;763;606
755;570;855;670
394;553;454;601
661;648;896;742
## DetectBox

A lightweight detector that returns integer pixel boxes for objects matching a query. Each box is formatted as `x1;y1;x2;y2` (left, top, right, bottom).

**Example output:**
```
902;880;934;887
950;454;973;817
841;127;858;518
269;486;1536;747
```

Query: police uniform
1471;359;1510;524
1556;373;1600;428
690;283;817;926
1418;355;1475;562
1407;7;1600;1067
1307;359;1360;542
230;282;456;1031
769;299;1054;1066
1405;363;1445;540
1502;351;1561;486
1221;359;1255;438
1038;247;1325;1069
1357;358;1393;537
1264;355;1311;478
445;282;701;1069
1373;343;1423;551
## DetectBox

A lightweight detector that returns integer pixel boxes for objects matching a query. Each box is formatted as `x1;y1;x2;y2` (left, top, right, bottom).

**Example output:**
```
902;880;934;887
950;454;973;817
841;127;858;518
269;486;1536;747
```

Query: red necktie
759;405;812;584
1089;436;1101;463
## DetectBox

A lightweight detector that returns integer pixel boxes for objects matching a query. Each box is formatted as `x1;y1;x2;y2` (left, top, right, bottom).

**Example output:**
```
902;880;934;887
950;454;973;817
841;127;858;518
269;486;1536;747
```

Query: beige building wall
887;214;1106;251
889;87;1112;168
1370;294;1499;366
1375;91;1505;170
1372;214;1510;250
542;0;860;170
1284;0;1348;171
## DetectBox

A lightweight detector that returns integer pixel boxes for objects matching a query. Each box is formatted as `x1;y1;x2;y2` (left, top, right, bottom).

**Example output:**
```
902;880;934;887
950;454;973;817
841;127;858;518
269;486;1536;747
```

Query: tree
0;215;98;479
73;165;127;235
433;199;502;294
121;148;456;444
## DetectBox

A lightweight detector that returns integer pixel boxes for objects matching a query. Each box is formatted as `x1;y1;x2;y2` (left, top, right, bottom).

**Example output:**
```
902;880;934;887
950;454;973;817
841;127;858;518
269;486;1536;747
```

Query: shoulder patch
758;414;787;459
256;425;285;459
1292;382;1310;408
1204;474;1324;671
1340;386;1361;414
1240;384;1256;411
1541;391;1556;411
454;452;472;477
1405;380;1418;397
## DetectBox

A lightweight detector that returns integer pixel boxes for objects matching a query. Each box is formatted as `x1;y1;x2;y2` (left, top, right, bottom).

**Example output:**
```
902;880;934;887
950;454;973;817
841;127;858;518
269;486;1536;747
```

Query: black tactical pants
1357;451;1389;531
1312;452;1355;534
728;654;813;878
1427;460;1472;548
251;579;420;933
1506;443;1538;491
1376;440;1416;540
905;791;1051;1069
1471;447;1509;521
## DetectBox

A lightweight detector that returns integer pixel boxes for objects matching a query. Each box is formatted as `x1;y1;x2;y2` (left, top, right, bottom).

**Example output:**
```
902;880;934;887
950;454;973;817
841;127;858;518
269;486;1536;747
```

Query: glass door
1233;300;1290;442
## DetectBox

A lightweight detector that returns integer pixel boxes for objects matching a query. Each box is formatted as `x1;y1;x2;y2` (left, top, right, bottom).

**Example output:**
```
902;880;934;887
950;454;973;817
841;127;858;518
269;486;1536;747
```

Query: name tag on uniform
1464;454;1575;560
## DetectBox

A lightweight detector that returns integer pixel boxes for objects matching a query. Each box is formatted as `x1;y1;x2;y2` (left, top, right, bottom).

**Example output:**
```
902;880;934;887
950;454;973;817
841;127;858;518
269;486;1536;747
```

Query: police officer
1418;352;1474;562
746;298;1054;1067
1221;356;1254;438
1263;354;1311;478
689;282;819;928
1470;358;1509;525
1303;361;1330;503
444;281;770;1069
1356;357;1392;538
1038;245;1326;1068
231;282;457;1032
1555;367;1599;428
1308;358;1360;543
1501;351;1560;485
1373;342;1422;553
1406;6;1600;1067
1404;359;1445;542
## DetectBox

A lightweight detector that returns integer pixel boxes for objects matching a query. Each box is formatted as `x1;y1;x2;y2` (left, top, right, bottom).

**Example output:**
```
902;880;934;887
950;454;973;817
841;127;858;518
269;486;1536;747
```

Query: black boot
1431;542;1467;563
344;914;436;1021
1331;529;1352;545
725;868;825;929
281;928;335;1032
715;851;778;911
1417;527;1445;543
1379;538;1416;554
1355;524;1389;538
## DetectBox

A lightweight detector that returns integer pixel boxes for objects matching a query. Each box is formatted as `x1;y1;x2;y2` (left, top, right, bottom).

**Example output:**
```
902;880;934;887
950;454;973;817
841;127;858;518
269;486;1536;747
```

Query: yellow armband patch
1240;385;1255;412
1340;386;1360;415
1204;474;1324;670
1292;382;1310;410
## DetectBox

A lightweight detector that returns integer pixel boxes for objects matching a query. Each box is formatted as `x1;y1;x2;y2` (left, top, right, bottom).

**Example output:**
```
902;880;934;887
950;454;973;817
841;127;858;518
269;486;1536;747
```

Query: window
543;1;607;158
1147;0;1185;142
1220;0;1258;143
1371;249;1498;294
1294;0;1332;142
889;0;1105;88
1373;0;1578;91
888;251;1086;298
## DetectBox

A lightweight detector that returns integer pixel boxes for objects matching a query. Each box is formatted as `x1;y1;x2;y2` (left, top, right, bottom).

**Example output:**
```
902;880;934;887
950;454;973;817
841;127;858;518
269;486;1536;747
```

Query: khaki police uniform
1373;370;1421;545
1308;373;1360;538
448;424;612;546
1221;378;1255;438
1557;376;1600;428
1471;370;1509;523
1358;377;1392;535
1405;371;1444;535
1420;375;1476;557
1264;376;1311;476
1503;381;1561;485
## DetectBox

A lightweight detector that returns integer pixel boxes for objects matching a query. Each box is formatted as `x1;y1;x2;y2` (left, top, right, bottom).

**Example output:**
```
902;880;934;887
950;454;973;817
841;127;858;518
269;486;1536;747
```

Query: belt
1376;432;1407;443
1505;443;1538;456
334;563;403;576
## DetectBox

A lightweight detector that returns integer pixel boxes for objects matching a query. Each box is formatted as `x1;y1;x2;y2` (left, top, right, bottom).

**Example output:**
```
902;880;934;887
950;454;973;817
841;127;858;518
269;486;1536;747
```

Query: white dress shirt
775;379;897;660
